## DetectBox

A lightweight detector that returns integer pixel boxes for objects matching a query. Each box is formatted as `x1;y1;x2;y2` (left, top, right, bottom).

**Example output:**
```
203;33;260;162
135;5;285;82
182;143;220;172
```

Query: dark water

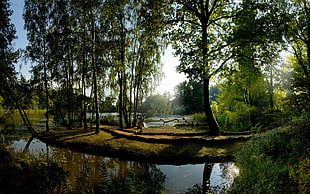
0;112;239;193
1;133;239;194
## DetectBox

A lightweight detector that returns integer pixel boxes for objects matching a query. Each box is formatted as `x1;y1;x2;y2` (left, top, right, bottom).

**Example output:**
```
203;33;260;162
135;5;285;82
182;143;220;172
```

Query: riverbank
37;125;250;165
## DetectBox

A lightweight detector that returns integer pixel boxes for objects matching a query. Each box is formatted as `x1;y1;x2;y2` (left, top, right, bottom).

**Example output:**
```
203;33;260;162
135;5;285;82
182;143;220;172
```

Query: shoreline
37;126;250;165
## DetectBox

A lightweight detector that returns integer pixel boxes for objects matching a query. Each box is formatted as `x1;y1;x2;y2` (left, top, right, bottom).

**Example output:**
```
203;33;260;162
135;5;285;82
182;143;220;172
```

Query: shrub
216;102;255;132
100;115;119;126
289;155;310;193
231;129;292;193
231;120;310;193
195;113;207;123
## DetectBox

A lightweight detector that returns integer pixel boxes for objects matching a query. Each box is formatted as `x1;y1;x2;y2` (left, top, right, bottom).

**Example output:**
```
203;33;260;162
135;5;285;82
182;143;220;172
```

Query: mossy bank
37;126;249;165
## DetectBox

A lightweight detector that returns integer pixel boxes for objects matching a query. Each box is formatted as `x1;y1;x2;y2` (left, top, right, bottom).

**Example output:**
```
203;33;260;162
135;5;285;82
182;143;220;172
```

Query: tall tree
24;0;52;131
128;0;169;127
47;0;78;129
0;0;36;135
169;0;239;135
0;0;16;82
216;0;288;130
285;0;310;101
90;0;101;133
231;0;285;108
102;0;168;128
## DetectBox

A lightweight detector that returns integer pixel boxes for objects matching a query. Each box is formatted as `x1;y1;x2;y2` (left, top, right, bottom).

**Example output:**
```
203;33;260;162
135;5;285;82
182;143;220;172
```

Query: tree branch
210;53;234;77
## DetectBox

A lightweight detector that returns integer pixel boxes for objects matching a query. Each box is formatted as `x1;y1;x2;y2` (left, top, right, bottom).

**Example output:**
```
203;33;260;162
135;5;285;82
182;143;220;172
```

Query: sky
9;0;186;95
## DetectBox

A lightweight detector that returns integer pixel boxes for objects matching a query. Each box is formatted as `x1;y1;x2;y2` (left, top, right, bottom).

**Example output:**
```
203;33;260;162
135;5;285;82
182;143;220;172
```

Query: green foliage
289;155;310;193
100;115;119;126
194;113;207;123
215;58;278;131
174;80;204;114
215;59;291;132
232;129;293;193
211;0;293;133
287;55;310;111
232;119;310;193
141;94;172;117
284;0;310;101
0;0;18;83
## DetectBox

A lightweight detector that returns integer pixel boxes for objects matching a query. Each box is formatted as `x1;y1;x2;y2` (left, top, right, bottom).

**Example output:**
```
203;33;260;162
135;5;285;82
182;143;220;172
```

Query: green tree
174;80;204;114
284;0;310;108
0;0;17;82
47;0;79;129
169;0;240;135
141;94;171;118
216;0;288;131
127;0;169;127
24;0;52;131
0;0;36;135
102;0;168;128
70;0;93;130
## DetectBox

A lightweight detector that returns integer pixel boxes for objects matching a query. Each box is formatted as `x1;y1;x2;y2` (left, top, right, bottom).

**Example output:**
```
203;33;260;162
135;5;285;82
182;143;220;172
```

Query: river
1;132;238;193
0;113;239;193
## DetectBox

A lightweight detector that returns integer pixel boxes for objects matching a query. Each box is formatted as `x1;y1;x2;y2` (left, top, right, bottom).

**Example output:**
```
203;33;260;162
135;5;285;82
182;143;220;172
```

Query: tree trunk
201;18;220;135
43;42;49;132
269;65;274;110
118;11;127;129
16;104;36;136
5;80;37;136
203;78;221;135
67;49;74;129
306;11;310;99
119;73;124;128
91;1;100;133
122;73;129;128
82;13;88;130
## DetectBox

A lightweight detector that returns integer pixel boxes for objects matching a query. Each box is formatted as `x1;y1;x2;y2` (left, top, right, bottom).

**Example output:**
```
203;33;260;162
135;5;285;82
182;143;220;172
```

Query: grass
37;126;247;164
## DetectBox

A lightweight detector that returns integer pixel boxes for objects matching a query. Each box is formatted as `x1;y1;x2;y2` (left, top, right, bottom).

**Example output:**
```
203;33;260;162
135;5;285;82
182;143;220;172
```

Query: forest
1;0;310;193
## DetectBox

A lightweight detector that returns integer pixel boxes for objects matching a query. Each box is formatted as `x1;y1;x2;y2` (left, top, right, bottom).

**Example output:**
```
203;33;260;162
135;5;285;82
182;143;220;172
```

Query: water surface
6;134;239;193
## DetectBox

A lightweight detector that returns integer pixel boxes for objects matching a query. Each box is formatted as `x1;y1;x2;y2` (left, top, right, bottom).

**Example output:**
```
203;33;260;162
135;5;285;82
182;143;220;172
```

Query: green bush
216;102;255;132
231;129;291;193
231;120;310;193
289;155;310;193
195;113;207;123
100;115;119;126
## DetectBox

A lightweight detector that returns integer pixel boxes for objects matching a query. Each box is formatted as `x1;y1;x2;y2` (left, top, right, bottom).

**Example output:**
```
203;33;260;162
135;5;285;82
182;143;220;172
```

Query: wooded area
1;0;310;193
1;0;309;135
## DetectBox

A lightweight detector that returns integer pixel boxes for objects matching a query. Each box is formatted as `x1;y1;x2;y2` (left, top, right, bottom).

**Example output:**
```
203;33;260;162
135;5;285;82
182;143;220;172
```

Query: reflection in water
203;162;214;193
210;163;239;193
64;156;166;193
22;135;34;154
8;136;239;193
